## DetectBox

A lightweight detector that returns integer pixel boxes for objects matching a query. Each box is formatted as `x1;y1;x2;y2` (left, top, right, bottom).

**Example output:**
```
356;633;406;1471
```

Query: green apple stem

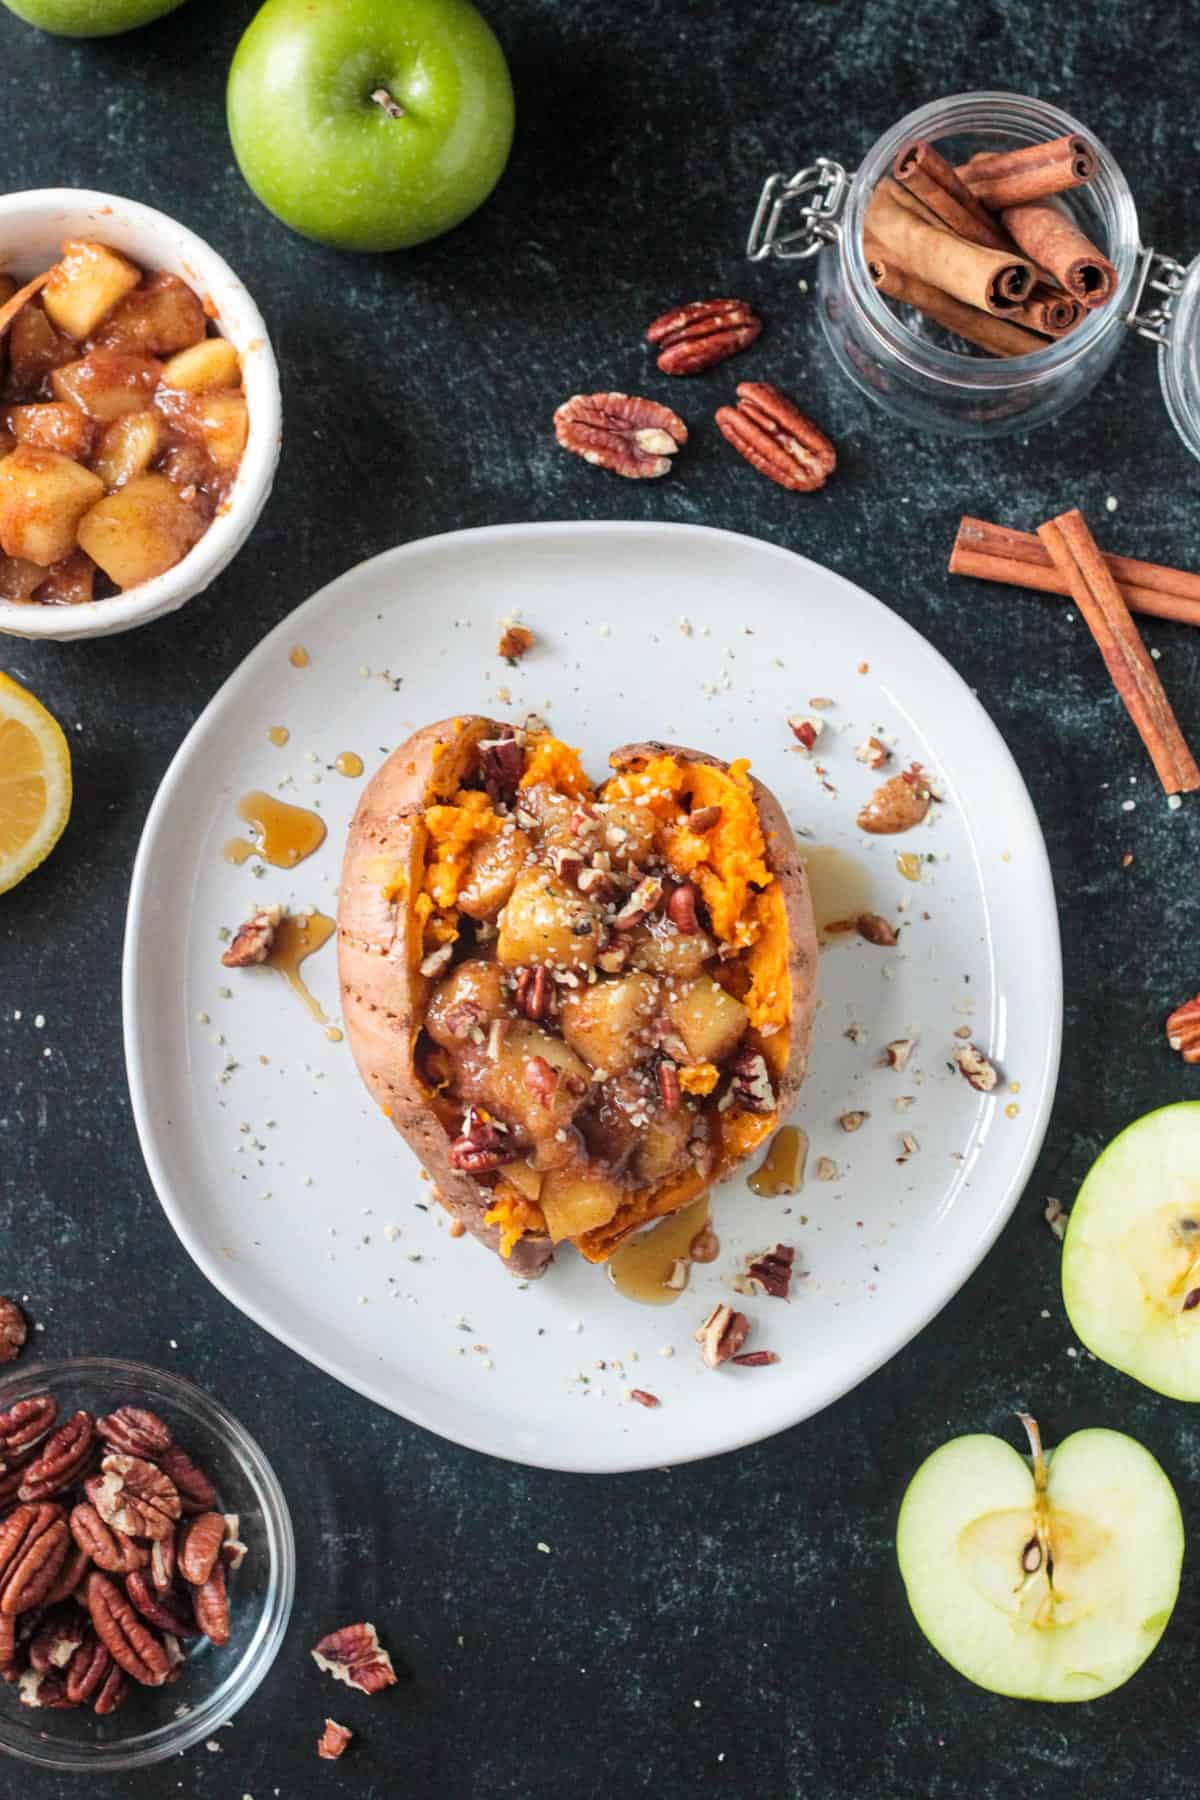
371;86;406;121
1016;1411;1047;1491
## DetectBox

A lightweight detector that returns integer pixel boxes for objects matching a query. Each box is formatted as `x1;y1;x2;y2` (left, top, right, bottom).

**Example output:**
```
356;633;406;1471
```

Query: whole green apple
0;0;186;34
226;0;515;253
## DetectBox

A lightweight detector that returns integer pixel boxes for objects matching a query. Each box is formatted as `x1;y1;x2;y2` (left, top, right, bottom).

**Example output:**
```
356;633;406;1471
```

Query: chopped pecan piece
741;1243;796;1300
447;1107;508;1174
856;765;932;835
418;942;454;979
731;1351;781;1367
554;392;687;480
956;1043;999;1092
657;1059;682;1113
883;1038;914;1071
838;1110;867;1132
716;382;836;492
478;731;525;807
1044;1197;1069;1241
497;622;534;663
629;1389;661;1409
612;875;664;930
686;804;721;834
855;735;891;770
221;1512;248;1571
787;714;823;751
1166;993;1200;1064
695;1304;751;1368
688;1220;720;1263
515;964;555;1022
645;297;763;375
522;1055;559;1108
0;1298;27;1365
857;912;898;947
319;1718;354;1760
815;1156;838;1181
665;881;700;934
312;1622;397;1695
220;902;282;968
728;1048;775;1114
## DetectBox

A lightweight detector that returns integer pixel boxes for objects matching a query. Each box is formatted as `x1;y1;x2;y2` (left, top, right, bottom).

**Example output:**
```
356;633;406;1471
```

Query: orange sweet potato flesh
337;718;818;1280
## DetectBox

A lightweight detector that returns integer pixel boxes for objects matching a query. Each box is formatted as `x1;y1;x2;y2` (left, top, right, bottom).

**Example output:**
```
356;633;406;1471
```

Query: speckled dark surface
2;2;1200;1794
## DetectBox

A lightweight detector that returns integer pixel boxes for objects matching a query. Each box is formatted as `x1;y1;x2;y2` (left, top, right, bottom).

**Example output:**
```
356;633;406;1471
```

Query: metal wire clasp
746;159;850;264
1126;246;1186;344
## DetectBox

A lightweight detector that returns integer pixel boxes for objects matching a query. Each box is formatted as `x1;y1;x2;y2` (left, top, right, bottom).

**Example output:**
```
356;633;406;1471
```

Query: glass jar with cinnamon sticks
747;91;1195;442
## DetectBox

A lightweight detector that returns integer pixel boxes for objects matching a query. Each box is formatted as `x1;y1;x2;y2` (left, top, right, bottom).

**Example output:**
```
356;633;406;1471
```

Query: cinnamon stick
1007;287;1084;336
864;237;1049;358
957;135;1099;209
950;516;1200;628
0;270;49;339
866;180;1036;314
892;139;1014;252
1000;199;1116;308
1036;509;1200;795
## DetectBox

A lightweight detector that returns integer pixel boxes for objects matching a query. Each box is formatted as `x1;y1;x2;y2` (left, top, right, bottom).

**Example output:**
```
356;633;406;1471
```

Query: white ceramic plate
124;522;1061;1473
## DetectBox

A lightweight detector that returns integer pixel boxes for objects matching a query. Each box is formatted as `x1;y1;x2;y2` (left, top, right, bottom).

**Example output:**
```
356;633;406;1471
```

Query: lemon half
0;672;72;896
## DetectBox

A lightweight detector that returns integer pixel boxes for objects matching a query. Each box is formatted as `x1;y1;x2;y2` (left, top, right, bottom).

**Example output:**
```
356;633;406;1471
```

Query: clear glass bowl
0;1358;294;1773
815;91;1140;436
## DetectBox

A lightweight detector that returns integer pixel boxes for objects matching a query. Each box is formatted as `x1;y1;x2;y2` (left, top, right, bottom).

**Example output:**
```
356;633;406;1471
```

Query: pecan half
448;1107;508;1174
1167;994;1200;1065
715;381;836;492
319;1718;354;1760
645;297;763;375
742;1243;796;1300
177;1511;225;1587
856;765;932;834
65;1633;112;1706
0;1395;57;1461
96;1406;171;1460
728;1048;775;1114
0;1298;27;1365
312;1622;398;1695
18;1667;74;1709
221;1513;248;1571
0;1505;70;1615
523;1055;559;1108
515;964;555;1022
126;1569;199;1638
478;732;525;806
665;882;700;934
191;1563;229;1646
43;1542;91;1606
84;1572;170;1686
28;1603;87;1673
86;1453;181;1541
857;912;898;947
69;1502;149;1575
150;1530;176;1593
695;1304;751;1369
156;1444;217;1515
956;1042;1000;1092
221;901;282;968
92;1658;128;1714
19;1411;96;1502
554;392;687;480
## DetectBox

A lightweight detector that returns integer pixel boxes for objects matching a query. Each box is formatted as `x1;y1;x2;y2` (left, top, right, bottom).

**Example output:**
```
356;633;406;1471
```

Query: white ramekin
0;189;281;641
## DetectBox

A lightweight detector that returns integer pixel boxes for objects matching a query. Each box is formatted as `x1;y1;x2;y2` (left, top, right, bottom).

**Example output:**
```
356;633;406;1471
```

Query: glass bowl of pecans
0;188;281;642
0;1357;294;1772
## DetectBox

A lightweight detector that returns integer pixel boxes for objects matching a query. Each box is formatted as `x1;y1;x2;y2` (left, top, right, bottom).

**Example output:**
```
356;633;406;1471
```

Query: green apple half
1063;1101;1200;1398
896;1416;1182;1701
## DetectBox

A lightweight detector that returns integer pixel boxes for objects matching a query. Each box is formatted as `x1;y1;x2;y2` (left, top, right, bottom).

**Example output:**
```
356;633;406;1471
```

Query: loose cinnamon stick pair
950;511;1200;796
874;129;1115;355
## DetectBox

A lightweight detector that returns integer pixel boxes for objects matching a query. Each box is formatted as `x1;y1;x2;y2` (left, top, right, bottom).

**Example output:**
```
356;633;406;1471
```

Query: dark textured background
2;1;1199;1794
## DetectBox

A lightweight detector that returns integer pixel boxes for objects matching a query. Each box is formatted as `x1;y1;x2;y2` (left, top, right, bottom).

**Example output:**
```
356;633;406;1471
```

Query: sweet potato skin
338;722;817;1279
337;715;555;1277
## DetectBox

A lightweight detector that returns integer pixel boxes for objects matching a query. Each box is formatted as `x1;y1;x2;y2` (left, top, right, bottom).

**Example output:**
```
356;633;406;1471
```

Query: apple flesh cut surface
896;1418;1182;1701
1062;1101;1200;1399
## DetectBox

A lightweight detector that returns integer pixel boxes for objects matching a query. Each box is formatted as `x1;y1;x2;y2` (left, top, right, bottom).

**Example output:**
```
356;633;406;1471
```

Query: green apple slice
896;1416;1182;1701
1062;1101;1200;1398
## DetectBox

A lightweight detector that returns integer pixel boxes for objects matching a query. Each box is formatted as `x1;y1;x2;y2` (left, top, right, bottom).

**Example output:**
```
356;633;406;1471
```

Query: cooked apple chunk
35;550;95;606
560;972;660;1074
42;240;141;341
497;868;602;973
51;350;163;421
77;473;205;588
159;389;248;473
7;304;69;393
92;411;161;491
4;402;93;460
457;828;529;921
161;337;241;393
95;271;207;357
539;1164;624;1242
0;445;104;565
666;975;748;1065
0;553;46;602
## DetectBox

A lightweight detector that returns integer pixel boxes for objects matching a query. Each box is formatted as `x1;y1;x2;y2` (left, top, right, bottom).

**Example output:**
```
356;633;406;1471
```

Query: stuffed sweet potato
338;716;817;1279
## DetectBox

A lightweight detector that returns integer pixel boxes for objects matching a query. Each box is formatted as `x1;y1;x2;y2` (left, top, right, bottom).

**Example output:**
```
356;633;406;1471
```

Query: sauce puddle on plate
748;1125;807;1196
225;791;326;868
267;910;338;1037
801;845;876;944
608;1195;712;1306
334;751;364;778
